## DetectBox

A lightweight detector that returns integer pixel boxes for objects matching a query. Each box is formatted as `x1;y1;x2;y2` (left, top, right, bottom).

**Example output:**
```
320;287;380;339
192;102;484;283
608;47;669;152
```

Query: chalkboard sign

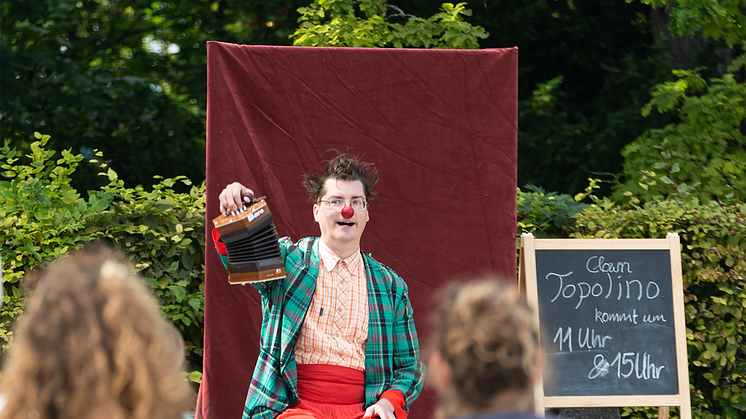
519;234;691;418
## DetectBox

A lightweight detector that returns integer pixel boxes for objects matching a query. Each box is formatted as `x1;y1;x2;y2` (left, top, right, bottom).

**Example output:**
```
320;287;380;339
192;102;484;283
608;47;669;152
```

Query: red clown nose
341;206;355;219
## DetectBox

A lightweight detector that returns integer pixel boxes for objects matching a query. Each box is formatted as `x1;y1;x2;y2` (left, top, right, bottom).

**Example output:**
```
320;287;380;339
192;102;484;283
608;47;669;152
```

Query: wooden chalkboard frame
519;233;691;419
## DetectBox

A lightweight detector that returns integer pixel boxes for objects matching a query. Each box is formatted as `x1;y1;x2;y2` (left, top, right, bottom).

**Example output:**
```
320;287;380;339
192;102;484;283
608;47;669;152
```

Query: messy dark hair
302;152;379;202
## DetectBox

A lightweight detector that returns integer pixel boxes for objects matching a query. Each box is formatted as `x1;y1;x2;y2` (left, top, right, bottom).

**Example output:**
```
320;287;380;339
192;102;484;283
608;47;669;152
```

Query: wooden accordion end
212;198;286;284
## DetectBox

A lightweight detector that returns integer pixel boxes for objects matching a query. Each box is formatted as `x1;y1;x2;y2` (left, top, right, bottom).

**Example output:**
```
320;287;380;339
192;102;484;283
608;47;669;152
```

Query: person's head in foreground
0;243;193;419
429;279;544;419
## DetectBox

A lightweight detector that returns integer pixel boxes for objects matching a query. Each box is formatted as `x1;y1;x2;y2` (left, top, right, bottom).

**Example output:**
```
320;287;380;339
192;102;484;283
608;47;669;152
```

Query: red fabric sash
296;364;365;405
294;365;407;418
278;400;363;419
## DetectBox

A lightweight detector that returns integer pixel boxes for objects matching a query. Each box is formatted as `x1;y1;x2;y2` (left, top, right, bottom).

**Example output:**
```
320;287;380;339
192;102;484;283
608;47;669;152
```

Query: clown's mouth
337;221;354;227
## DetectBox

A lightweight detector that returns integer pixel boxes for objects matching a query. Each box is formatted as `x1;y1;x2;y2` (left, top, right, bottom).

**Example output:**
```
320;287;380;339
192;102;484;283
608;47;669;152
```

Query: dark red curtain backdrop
198;42;518;419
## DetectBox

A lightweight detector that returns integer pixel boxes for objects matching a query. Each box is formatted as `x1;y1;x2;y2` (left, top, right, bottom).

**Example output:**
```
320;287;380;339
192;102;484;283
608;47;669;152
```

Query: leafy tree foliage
0;0;306;190
632;0;746;47
615;63;746;205
0;0;486;191
617;0;746;205
391;0;674;195
2;0;680;197
496;0;672;195
292;1;487;48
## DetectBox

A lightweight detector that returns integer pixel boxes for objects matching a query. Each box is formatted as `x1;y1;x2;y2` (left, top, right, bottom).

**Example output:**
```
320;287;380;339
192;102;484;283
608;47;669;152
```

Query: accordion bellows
212;199;286;284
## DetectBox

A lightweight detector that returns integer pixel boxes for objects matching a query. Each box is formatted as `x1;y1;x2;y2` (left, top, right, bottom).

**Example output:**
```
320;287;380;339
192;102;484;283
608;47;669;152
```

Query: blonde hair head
435;279;540;413
0;243;193;419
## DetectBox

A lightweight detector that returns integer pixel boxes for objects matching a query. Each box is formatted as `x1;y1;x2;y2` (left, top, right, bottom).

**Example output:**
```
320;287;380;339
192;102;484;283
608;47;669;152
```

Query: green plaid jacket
240;237;425;419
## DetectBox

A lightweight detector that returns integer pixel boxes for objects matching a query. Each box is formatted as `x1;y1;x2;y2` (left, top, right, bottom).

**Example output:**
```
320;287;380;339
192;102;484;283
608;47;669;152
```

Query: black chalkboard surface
519;234;691;418
536;249;677;396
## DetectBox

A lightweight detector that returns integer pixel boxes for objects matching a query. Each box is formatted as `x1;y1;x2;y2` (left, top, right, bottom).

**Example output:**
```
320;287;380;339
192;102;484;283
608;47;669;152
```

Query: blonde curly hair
434;279;541;416
0;244;194;419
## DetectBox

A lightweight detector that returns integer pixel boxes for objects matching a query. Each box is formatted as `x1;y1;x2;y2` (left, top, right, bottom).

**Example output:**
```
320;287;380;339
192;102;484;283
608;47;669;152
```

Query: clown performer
214;153;424;419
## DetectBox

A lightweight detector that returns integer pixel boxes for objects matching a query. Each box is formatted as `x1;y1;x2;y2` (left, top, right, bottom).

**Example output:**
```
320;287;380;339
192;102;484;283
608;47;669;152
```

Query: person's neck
320;238;359;260
487;390;534;412
441;389;534;419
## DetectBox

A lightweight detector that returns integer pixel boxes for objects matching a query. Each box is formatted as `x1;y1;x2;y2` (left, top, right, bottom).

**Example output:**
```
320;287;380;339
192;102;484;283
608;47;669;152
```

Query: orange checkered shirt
294;241;369;371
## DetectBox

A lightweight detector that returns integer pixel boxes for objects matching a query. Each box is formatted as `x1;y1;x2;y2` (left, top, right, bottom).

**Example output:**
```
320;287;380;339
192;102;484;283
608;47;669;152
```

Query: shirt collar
319;240;362;273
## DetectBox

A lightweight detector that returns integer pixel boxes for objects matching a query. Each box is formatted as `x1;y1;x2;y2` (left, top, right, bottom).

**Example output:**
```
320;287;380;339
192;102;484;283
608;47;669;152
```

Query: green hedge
0;134;205;382
2;138;744;418
518;187;746;419
571;198;746;419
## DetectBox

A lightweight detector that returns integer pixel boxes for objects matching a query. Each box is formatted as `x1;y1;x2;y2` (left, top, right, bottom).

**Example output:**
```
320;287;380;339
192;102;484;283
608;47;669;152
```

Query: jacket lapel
280;238;320;366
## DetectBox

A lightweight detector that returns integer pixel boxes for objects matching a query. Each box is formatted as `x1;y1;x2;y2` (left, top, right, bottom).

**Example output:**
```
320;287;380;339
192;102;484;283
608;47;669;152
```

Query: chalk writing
546;269;662;309
553;326;613;353
586;255;632;274
642;313;667;323
595;308;638;324
588;352;665;380
533;247;680;396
